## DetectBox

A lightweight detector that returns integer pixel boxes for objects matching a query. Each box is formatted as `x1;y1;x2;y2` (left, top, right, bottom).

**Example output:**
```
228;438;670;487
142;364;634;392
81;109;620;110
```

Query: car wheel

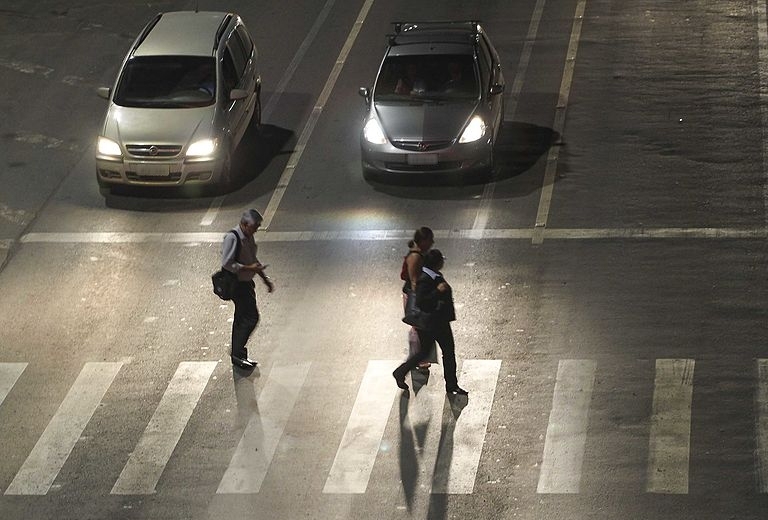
254;88;262;127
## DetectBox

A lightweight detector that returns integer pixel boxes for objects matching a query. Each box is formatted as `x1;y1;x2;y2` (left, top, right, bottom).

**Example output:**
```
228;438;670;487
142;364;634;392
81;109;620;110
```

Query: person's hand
264;278;274;293
437;282;449;292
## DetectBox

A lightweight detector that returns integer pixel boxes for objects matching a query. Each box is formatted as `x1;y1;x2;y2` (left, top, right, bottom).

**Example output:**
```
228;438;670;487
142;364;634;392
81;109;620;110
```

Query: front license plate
407;153;438;165
130;162;170;176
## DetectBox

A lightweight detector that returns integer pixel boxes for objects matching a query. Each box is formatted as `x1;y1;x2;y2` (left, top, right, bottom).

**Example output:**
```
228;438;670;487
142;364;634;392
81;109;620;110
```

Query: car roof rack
130;13;163;56
388;20;481;46
214;13;234;52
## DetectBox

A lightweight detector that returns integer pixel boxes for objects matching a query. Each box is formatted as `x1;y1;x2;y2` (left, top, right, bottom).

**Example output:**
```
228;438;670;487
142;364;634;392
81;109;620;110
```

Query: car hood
374;101;478;142
102;105;215;146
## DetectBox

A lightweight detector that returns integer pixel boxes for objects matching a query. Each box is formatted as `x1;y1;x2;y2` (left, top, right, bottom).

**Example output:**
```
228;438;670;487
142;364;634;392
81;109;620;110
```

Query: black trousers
231;280;259;359
395;321;458;390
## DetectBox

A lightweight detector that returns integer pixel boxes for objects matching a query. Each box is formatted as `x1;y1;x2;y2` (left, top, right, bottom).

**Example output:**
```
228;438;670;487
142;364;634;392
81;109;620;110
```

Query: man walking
393;249;468;395
221;209;274;369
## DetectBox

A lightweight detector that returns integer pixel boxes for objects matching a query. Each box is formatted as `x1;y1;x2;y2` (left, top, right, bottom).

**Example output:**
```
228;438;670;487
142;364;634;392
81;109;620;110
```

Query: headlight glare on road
97;136;122;157
363;118;387;145
186;138;217;157
459;116;486;143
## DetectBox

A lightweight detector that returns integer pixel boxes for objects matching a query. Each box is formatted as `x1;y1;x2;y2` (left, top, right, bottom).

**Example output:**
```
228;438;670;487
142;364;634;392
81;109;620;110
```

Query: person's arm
415;275;442;311
406;253;422;292
253;259;274;292
221;233;240;272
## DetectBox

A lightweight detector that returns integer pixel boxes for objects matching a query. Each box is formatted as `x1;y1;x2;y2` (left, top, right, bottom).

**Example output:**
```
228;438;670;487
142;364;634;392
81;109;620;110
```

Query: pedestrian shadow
427;394;467;519
232;365;261;430
398;373;467;516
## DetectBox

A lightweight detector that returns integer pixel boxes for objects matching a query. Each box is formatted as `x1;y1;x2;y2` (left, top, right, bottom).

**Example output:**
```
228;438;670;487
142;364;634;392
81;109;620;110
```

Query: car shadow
103;121;293;210
366;121;558;201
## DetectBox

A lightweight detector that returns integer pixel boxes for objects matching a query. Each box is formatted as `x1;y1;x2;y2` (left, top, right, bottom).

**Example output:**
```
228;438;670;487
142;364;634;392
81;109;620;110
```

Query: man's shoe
446;386;468;396
393;370;409;390
232;356;257;369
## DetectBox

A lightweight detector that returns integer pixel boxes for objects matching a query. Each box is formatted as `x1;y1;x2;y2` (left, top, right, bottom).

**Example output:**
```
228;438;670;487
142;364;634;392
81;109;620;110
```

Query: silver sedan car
96;11;261;196
359;22;505;181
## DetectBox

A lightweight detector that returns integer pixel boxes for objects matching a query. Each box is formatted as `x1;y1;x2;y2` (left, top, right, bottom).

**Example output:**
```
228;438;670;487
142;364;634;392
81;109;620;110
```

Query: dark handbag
402;290;430;329
212;230;241;301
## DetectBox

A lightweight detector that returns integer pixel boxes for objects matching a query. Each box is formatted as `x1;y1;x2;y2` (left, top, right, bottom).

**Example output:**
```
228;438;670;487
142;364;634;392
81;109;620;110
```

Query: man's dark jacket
415;270;456;328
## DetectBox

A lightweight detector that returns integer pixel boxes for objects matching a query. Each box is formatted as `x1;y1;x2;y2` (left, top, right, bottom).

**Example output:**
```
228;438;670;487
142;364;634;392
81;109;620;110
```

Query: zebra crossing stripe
111;361;217;495
4;362;122;495
0;363;26;408
432;359;502;494
217;362;311;493
646;358;694;494
323;360;400;494
757;359;768;492
537;359;596;494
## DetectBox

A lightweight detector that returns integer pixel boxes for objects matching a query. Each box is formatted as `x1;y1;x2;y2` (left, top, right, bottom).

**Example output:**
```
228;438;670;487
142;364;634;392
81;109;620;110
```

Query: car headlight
459;116;486;143
186;138;218;157
97;136;122;157
363;118;387;145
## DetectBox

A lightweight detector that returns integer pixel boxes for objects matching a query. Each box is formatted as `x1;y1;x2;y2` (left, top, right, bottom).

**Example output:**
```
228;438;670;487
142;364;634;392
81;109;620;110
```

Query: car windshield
374;54;478;102
113;56;216;108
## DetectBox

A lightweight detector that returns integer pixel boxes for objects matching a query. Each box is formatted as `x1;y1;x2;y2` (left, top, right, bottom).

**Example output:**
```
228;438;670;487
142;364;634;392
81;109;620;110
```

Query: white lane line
111;361;217;495
532;0;587;245
260;0;337;122
757;0;768;225
537;359;595;494
323;359;400;494
5;362;122;495
432;359;501;494
757;359;768;492
200;196;225;227
16;226;767;245
260;0;376;230
0;363;27;408
217;362;310;494
646;358;694;494
472;0;547;233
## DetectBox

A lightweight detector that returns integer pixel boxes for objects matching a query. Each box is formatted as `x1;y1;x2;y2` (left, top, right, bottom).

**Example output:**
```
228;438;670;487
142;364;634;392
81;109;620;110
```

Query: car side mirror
359;87;370;104
230;89;249;101
96;87;111;100
489;84;504;96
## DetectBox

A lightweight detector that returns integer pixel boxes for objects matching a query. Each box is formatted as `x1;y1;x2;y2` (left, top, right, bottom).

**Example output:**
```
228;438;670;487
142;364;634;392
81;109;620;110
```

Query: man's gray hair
241;209;264;225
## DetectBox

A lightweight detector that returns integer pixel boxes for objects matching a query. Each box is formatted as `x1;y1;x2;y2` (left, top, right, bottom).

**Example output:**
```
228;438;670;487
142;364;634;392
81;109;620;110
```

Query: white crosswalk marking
432;359;501;494
111;361;217;495
537;359;596;494
646;358;694;494
757;359;768;492
0;363;26;408
4;362;122;495
323;360;400;494
217;362;311;494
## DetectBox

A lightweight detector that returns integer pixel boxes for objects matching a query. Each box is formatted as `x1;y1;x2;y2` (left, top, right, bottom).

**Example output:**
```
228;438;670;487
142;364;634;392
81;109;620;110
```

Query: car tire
254;87;262;128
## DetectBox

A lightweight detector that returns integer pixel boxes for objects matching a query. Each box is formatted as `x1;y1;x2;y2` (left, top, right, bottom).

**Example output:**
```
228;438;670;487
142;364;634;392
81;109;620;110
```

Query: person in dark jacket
393;249;468;395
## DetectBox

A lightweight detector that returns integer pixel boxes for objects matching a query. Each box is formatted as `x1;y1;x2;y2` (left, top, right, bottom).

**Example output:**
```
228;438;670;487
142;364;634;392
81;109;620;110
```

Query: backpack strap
230;230;242;263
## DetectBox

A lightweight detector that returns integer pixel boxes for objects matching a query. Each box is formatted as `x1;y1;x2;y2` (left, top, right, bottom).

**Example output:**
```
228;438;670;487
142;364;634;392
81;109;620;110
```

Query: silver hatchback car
359;21;505;181
96;11;260;195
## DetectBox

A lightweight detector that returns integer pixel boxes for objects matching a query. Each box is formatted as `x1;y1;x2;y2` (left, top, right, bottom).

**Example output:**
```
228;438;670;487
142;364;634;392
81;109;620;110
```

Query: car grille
391;140;453;151
125;171;182;182
384;161;462;172
126;144;182;158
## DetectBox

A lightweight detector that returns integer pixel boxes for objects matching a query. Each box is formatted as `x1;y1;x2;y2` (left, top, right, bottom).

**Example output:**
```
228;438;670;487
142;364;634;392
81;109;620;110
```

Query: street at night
1;0;767;519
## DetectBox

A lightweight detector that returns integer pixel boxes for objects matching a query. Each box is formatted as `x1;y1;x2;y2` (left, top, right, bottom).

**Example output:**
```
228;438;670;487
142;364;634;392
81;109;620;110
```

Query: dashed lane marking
532;0;587;245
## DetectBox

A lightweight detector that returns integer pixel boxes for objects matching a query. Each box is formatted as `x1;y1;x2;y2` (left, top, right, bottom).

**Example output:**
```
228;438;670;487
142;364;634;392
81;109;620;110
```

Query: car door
478;34;504;141
221;33;252;148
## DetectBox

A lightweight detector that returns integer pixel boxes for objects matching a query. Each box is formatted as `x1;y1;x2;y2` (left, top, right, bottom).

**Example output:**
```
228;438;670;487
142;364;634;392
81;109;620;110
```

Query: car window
374;54;478;102
235;25;253;60
222;49;239;94
226;38;247;79
113;56;216;108
477;43;492;91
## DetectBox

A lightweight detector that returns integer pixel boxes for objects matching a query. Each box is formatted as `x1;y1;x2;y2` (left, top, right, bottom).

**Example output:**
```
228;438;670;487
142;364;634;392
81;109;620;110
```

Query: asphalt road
1;0;768;519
